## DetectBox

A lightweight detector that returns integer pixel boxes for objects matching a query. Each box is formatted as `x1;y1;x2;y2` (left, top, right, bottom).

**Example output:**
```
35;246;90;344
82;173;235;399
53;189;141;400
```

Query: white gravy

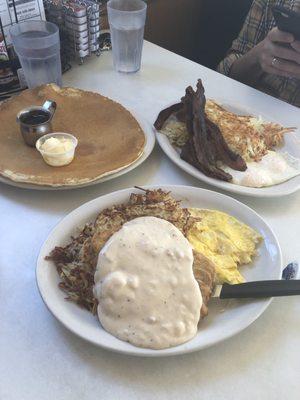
94;216;202;349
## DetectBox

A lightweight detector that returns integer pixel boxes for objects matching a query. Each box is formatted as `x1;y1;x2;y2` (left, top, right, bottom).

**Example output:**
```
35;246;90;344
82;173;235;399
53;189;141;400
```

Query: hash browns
205;100;295;162
160;99;295;163
47;189;216;318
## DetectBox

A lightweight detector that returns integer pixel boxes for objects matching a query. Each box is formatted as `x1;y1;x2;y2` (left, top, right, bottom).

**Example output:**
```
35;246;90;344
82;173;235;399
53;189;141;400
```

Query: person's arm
228;43;264;86
217;0;267;81
218;0;300;86
230;28;298;86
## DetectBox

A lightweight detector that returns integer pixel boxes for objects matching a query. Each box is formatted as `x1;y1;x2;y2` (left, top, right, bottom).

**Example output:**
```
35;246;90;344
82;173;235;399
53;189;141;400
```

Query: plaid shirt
217;0;300;107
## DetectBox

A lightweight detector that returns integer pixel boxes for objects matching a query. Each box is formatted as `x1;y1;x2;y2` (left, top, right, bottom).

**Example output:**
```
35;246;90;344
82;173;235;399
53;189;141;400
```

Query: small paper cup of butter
36;133;78;167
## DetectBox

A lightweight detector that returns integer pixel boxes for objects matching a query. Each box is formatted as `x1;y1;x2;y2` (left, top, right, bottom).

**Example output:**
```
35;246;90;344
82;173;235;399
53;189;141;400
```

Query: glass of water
10;20;62;89
107;0;147;73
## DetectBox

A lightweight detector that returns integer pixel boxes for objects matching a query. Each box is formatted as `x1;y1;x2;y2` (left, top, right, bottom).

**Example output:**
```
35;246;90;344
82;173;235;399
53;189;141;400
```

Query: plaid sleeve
217;0;268;75
217;53;244;75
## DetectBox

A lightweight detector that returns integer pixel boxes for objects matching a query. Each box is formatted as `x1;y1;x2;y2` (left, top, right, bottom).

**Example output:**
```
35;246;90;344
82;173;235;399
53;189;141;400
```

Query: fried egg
187;209;262;284
223;151;300;188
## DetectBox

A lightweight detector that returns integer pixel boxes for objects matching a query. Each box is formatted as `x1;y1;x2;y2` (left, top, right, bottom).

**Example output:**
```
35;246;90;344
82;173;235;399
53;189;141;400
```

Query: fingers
262;54;300;79
262;63;294;78
268;27;294;44
273;58;300;78
291;40;300;52
271;42;300;64
258;29;300;79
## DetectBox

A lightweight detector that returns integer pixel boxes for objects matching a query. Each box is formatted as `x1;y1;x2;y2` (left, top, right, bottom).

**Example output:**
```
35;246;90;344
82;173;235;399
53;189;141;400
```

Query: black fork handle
220;280;300;299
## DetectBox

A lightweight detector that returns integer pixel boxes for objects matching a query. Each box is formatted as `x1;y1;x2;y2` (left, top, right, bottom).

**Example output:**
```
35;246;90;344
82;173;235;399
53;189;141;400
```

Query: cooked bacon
154;79;247;181
154;103;182;130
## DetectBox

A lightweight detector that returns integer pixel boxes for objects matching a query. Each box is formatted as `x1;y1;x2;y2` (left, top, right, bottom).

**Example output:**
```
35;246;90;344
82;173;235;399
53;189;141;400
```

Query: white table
1;42;300;400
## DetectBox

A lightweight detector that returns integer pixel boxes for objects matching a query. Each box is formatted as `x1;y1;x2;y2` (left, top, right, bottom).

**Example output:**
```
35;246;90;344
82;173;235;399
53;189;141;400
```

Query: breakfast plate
155;100;300;198
0;112;155;190
0;84;155;190
36;185;282;356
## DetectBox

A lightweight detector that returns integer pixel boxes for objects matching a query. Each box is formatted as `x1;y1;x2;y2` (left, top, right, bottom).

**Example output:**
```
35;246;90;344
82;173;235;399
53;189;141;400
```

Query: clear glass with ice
107;0;147;73
10;20;62;89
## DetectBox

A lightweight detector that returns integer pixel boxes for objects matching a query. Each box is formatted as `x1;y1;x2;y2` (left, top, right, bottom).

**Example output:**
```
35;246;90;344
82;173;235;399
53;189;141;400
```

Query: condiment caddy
44;0;101;64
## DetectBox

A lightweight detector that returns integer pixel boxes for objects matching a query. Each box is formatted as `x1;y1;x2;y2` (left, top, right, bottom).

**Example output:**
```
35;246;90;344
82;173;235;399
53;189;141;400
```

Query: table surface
1;41;300;400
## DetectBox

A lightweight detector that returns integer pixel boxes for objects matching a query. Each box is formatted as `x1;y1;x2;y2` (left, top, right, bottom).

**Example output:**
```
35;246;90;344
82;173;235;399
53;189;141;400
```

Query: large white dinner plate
156;100;300;197
36;185;282;357
0;111;155;190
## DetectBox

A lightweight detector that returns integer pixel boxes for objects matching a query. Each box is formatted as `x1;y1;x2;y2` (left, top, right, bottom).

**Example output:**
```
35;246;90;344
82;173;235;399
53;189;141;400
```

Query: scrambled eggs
187;209;262;284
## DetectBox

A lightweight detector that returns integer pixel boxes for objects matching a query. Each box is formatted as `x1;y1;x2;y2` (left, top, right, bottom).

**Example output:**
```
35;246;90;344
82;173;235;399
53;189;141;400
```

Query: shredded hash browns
47;189;216;318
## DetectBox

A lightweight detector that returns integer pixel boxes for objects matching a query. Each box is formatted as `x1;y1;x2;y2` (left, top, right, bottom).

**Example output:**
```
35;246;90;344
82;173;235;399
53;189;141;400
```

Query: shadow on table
51;297;293;394
1;141;299;219
0;149;160;216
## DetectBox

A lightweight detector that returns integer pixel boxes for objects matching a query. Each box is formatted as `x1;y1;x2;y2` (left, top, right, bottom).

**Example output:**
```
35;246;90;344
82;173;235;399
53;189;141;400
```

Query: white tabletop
1;41;300;400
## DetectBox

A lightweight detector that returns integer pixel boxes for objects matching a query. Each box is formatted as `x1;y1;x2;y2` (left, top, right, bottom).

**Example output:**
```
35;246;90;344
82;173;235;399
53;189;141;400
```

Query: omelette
187;208;262;284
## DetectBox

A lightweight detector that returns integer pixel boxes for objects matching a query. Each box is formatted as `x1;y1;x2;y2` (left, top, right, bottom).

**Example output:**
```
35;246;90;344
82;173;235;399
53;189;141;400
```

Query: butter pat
40;137;73;154
36;133;78;167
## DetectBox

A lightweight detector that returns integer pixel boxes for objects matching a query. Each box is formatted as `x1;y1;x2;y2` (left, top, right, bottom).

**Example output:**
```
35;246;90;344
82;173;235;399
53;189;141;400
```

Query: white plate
0;111;155;190
36;185;282;357
156;100;300;197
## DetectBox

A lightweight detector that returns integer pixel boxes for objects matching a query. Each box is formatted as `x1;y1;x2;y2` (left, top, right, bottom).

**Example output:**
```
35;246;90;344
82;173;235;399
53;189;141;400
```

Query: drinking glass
107;0;147;73
10;20;62;89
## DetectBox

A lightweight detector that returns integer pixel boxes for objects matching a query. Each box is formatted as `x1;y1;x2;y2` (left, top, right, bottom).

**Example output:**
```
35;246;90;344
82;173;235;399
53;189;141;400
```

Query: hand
257;27;300;79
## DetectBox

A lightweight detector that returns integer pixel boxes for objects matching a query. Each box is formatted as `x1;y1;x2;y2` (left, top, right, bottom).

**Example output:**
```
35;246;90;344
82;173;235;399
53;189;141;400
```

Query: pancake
0;84;145;186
